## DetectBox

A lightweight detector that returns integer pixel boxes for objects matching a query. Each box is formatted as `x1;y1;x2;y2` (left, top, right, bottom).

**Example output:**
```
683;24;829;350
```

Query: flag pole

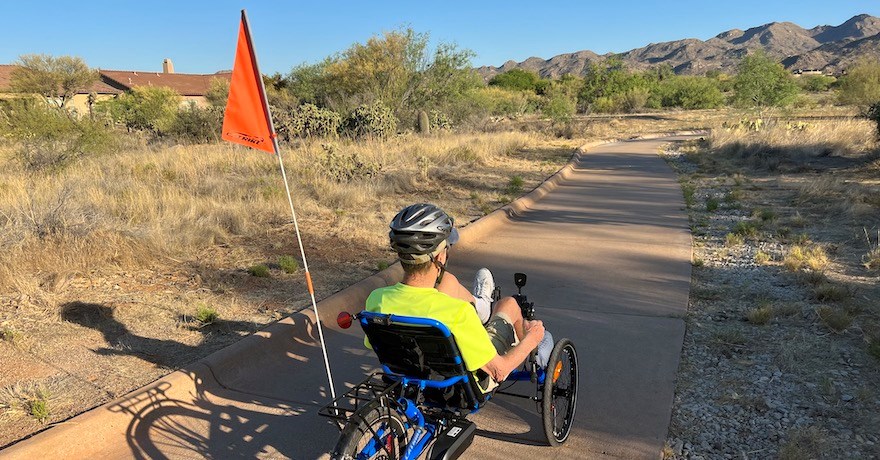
240;9;337;401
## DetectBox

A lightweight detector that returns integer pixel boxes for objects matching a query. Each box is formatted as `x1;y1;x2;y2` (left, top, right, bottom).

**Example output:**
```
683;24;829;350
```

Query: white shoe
472;268;495;324
536;331;554;368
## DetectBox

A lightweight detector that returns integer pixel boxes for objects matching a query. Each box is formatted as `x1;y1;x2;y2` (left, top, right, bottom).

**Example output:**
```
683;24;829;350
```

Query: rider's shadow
60;301;259;368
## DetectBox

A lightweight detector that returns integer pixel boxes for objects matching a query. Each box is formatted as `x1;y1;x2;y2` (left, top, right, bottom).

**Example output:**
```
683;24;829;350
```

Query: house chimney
163;58;175;74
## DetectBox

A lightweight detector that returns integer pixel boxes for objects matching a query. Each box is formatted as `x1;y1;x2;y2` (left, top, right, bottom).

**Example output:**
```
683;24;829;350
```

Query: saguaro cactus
418;110;430;134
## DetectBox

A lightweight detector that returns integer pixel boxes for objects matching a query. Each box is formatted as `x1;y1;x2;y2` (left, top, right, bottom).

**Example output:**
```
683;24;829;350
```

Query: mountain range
476;14;880;79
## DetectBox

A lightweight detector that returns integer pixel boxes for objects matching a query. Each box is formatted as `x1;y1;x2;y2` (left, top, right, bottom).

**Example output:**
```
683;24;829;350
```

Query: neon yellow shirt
364;283;497;372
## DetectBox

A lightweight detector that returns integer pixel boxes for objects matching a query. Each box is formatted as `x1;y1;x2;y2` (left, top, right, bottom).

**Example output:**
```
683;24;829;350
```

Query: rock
841;394;854;402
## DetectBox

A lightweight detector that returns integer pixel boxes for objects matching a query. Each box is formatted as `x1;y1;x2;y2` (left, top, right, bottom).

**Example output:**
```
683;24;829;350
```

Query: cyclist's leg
492;297;525;340
435;271;476;304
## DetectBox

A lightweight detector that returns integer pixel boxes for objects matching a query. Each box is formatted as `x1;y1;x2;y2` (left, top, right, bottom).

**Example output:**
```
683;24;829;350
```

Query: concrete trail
2;135;694;459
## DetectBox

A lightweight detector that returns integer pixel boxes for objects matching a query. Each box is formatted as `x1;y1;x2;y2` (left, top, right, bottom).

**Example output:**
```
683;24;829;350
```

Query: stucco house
0;59;230;114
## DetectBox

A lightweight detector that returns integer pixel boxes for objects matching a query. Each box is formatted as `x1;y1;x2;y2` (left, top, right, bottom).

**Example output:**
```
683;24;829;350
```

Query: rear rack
317;373;401;423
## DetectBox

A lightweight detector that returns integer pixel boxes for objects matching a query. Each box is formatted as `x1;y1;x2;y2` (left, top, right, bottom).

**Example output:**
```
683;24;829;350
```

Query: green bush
248;264;270;277
657;76;725;109
507;175;525;195
195;304;219;325
541;92;576;123
344;101;397;138
274;103;342;140
278;255;300;273
0;99;116;171
168;103;222;143
318;143;381;182
732;51;799;107
489;69;546;93
798;74;835;92
706;197;720;212
429;110;452;130
837;58;880;107
864;102;880;139
97;86;181;134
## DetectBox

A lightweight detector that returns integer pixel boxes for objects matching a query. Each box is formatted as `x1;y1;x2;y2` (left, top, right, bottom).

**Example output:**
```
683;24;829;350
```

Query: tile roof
0;64;123;94
100;70;231;96
0;65;17;91
1;64;229;96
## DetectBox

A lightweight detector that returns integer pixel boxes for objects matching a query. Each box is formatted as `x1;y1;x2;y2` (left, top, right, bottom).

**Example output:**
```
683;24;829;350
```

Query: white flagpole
241;9;337;401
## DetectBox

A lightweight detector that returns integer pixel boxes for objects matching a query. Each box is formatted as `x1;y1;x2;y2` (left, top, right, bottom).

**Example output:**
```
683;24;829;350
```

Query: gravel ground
660;145;880;460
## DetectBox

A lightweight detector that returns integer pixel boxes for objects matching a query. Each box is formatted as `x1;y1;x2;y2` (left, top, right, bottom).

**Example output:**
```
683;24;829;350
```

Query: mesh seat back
359;312;487;409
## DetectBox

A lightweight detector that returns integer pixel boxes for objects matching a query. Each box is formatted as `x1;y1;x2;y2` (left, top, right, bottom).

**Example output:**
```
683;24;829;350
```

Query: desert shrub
732;51;799;107
168;103;222;143
837;58;880;107
275;103;341;140
195;304;218;325
579;58;656;113
97;86;181;134
278;255;300;273
429;110;452;130
733;219;761;239
248;264;270;277
541;91;576;123
864;102;880;138
0;99;116;171
489;69;545;92
783;244;829;272
798;74;835;92
706;197;719;211
816;306;852;333
317;143;381;182
657;76;725;109
507;175;525;195
344;101;397;138
464;86;533;118
747;305;774;325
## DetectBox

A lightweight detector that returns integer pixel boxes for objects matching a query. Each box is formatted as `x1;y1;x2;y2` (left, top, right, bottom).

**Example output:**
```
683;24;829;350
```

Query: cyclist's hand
523;319;545;346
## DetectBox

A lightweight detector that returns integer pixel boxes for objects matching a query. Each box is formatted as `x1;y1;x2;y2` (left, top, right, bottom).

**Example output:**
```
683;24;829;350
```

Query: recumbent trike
319;273;578;460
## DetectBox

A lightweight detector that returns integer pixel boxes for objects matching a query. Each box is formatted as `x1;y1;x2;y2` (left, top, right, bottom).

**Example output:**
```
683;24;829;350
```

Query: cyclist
365;203;548;390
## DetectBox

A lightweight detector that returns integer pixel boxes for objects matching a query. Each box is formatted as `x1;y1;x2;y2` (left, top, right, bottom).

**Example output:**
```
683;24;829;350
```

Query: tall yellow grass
0;132;538;294
710;118;877;156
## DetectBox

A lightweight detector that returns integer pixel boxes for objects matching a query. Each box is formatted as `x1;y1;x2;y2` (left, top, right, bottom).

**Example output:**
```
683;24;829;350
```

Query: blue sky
2;1;878;75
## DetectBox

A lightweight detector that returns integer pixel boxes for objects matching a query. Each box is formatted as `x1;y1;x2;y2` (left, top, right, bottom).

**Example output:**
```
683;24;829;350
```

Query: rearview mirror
514;273;527;288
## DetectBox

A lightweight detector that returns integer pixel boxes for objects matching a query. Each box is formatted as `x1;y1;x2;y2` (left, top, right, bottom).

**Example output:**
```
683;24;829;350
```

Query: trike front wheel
541;338;578;446
331;399;410;460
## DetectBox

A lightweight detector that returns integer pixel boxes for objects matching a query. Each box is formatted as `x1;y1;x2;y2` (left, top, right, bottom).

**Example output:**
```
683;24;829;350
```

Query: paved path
2;136;693;459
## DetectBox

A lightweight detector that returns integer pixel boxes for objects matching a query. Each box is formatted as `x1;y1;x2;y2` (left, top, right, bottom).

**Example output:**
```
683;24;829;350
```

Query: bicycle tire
541;338;578;446
330;399;410;460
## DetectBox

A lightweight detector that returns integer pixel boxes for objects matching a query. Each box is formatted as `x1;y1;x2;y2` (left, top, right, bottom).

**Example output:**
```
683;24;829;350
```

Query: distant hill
477;14;880;79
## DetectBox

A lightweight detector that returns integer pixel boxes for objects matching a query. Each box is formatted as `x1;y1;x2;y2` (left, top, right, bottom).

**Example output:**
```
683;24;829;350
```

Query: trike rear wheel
331;399;410;460
541;338;578;446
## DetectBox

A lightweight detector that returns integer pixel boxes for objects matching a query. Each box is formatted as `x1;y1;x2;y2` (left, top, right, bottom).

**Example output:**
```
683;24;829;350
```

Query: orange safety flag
221;10;276;154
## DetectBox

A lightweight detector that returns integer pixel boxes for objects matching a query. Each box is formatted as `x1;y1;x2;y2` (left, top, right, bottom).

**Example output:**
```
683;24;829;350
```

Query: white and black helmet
389;203;459;264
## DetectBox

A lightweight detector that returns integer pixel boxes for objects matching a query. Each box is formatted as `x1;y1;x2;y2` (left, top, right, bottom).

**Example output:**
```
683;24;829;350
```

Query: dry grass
864;229;880;270
710;117;875;160
0;131;545;297
746;304;774;325
779;426;828;460
783;245;829;272
816;306;853;333
0;381;61;424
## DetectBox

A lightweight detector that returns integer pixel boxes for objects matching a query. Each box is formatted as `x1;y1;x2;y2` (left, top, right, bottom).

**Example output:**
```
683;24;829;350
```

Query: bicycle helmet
389;203;458;264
